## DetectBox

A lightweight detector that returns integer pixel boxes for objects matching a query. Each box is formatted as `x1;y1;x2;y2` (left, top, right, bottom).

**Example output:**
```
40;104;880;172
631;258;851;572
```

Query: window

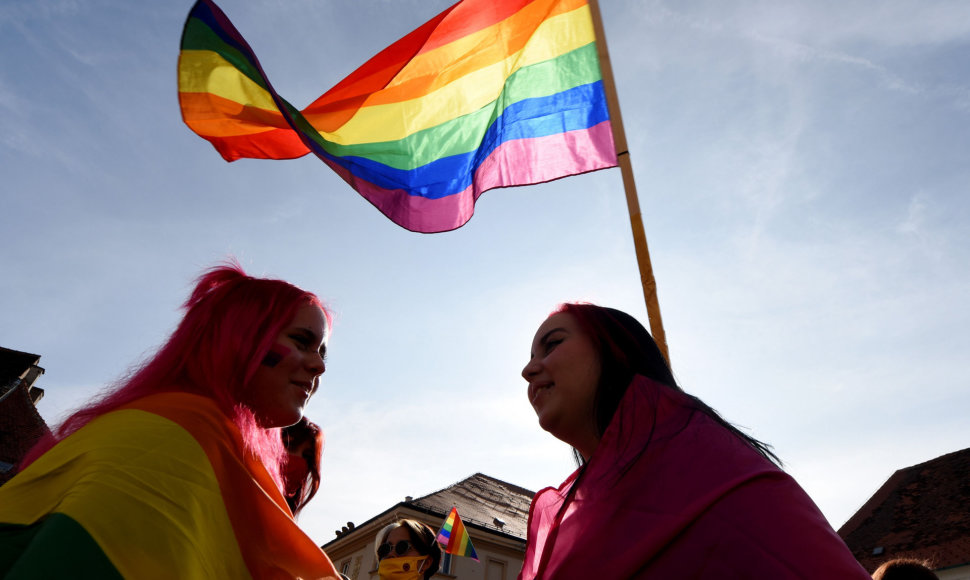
486;558;506;580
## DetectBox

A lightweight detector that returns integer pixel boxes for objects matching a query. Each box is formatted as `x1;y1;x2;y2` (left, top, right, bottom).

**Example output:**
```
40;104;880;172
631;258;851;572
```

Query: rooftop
410;472;535;540
322;472;535;549
838;447;970;572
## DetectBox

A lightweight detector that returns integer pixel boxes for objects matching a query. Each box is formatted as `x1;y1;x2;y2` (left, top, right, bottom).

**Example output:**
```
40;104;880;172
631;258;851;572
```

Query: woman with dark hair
0;262;342;579
374;519;442;580
872;559;940;580
518;303;869;579
282;416;324;516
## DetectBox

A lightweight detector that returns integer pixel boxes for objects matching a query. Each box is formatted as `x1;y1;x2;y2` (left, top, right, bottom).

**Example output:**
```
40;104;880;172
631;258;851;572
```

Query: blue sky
2;0;969;545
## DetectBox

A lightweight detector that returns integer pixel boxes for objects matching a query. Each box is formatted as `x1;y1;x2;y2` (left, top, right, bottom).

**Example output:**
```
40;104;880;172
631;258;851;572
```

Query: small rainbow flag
436;506;479;561
178;0;617;233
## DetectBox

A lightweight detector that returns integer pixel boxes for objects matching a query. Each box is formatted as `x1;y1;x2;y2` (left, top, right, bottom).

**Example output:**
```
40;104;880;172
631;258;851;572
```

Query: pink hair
23;261;332;490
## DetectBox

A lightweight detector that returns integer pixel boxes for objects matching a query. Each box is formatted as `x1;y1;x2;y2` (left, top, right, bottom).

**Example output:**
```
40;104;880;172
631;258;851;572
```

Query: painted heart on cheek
261;344;291;368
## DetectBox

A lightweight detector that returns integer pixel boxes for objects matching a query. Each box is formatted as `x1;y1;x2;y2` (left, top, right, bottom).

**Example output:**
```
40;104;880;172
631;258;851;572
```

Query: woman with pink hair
0;262;342;579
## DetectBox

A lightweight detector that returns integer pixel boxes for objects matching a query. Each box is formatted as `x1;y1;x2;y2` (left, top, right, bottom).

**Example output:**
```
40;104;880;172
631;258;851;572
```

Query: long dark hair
556;303;779;466
281;417;324;516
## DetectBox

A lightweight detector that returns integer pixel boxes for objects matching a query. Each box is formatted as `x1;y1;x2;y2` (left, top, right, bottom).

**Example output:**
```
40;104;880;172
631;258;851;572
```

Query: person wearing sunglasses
374;519;441;580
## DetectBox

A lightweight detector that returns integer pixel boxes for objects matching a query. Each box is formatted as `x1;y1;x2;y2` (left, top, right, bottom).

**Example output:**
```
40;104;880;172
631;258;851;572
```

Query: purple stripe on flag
325;121;616;233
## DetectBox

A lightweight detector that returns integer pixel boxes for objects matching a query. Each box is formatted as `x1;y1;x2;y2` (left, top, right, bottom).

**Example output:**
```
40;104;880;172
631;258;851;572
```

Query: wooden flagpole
587;0;671;366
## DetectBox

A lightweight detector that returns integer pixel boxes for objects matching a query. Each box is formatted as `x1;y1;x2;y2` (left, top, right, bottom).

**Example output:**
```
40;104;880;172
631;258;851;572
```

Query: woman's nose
521;357;539;381
307;353;325;376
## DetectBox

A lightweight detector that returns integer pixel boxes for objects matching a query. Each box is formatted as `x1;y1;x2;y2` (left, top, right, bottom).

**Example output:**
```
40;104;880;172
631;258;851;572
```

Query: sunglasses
377;540;415;560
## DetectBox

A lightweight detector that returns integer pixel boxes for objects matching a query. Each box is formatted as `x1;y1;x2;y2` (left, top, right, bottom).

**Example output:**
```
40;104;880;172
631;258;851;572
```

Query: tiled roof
838;447;970;572
0;347;40;386
410;473;535;540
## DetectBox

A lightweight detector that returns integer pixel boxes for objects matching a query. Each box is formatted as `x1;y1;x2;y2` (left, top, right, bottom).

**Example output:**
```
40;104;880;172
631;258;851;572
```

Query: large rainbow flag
0;393;340;579
178;0;617;233
436;506;479;561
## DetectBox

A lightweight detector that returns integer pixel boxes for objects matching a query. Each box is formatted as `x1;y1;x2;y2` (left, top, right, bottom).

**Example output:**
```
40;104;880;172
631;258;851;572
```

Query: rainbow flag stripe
178;0;617;232
436;507;479;561
0;393;340;579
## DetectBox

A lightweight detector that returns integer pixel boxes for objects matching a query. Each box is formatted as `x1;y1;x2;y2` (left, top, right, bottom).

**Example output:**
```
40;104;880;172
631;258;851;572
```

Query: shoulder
120;392;226;421
685;472;869;577
26;393;243;478
47;394;228;466
119;392;239;442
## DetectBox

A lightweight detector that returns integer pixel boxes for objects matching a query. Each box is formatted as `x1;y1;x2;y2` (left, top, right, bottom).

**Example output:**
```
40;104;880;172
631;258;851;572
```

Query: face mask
378;556;429;580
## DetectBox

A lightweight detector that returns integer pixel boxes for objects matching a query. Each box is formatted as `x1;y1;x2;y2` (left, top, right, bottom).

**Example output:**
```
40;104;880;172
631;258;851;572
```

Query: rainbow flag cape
178;0;617;233
436;506;479;561
0;393;340;579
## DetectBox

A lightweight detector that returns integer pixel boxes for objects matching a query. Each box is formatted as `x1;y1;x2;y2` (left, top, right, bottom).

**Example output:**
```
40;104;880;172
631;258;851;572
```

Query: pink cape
519;376;868;579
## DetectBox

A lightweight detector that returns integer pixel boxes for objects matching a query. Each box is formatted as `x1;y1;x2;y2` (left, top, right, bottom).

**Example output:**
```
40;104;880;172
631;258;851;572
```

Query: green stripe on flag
0;513;123;579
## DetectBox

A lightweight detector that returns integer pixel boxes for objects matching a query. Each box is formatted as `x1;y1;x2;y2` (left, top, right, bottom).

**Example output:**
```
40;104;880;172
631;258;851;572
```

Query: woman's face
521;312;601;459
382;526;423;559
245;304;328;428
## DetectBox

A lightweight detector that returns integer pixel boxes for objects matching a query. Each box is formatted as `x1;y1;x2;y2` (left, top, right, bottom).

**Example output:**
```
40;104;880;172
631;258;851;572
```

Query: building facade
0;346;50;485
